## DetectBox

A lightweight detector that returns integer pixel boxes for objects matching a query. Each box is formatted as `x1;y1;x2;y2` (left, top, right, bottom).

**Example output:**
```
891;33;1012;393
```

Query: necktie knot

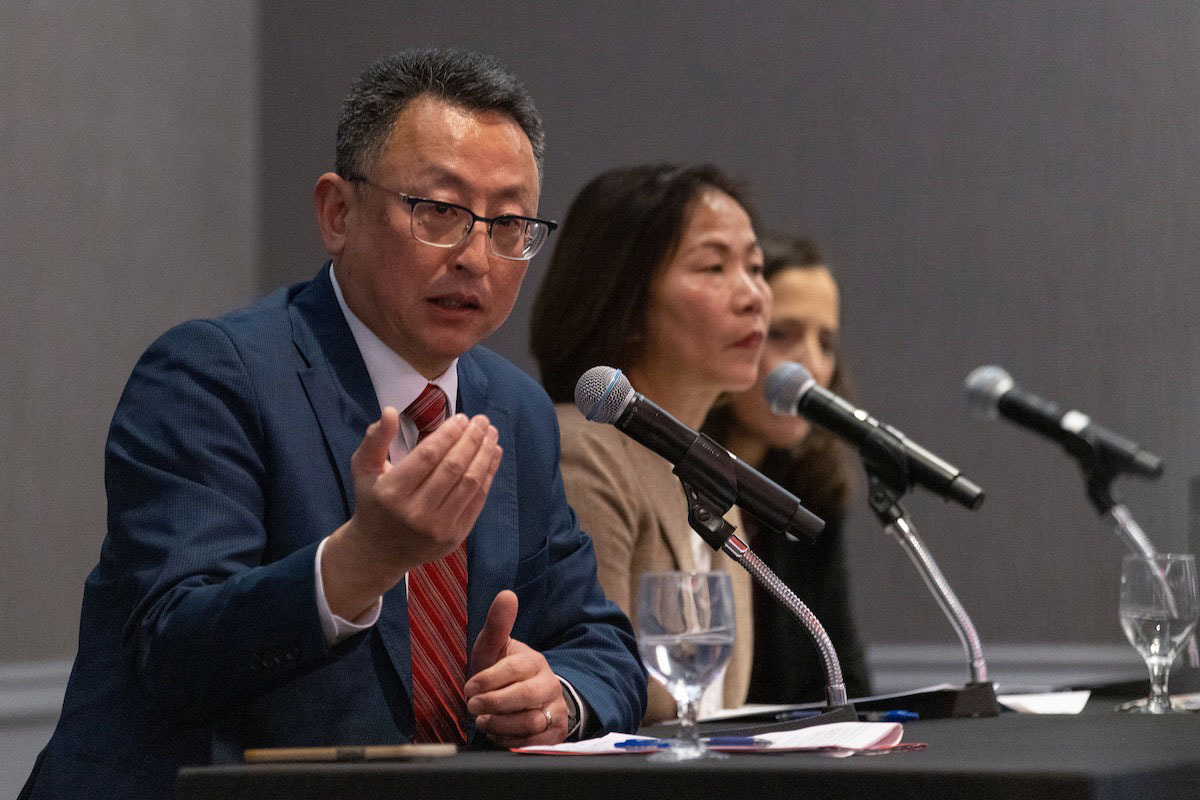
404;384;448;441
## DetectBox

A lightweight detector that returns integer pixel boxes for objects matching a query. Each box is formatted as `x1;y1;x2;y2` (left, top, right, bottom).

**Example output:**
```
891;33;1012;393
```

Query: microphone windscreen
574;366;634;423
963;365;1014;419
764;362;816;415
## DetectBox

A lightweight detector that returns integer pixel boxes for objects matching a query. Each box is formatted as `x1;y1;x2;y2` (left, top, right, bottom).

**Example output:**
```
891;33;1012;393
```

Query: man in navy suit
22;49;646;798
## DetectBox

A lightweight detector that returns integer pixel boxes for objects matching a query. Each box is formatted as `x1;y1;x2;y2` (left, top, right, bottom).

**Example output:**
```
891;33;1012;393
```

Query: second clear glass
1117;553;1199;714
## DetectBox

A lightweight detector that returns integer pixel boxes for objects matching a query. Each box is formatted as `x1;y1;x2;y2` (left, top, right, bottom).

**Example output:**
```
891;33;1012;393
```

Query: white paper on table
997;690;1091;714
737;722;905;756
512;722;904;757
511;732;653;755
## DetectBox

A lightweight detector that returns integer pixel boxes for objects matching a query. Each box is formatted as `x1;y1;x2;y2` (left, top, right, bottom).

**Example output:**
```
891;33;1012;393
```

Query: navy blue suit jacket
23;266;646;799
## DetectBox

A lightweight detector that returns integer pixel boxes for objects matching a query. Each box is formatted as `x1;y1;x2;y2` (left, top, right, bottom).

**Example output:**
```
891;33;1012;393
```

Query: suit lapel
289;266;416;697
289;263;380;519
458;351;518;655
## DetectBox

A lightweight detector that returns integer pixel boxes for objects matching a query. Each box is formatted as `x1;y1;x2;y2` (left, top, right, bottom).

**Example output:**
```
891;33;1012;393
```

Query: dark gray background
6;1;1198;667
2;0;259;664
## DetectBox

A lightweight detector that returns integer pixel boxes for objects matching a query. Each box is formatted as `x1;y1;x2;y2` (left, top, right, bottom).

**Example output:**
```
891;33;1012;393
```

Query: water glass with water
636;571;735;761
1118;553;1199;714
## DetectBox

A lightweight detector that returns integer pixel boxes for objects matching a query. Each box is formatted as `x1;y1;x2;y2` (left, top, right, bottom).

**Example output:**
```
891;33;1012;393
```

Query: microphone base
853;681;1000;719
642;681;1001;738
638;704;859;739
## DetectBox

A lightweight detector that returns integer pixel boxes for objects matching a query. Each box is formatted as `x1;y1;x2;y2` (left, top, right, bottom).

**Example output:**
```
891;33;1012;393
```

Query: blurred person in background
703;233;871;703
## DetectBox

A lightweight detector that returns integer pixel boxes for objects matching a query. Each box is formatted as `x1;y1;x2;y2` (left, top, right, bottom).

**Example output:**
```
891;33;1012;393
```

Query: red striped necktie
403;383;468;744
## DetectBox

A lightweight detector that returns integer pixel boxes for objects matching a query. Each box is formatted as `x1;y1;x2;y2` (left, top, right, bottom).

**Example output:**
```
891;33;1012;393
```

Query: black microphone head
764;361;817;415
575;366;635;423
964;365;1014;420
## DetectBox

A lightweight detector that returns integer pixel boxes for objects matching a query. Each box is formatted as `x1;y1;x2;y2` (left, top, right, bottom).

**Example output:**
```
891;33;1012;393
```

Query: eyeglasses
348;175;557;261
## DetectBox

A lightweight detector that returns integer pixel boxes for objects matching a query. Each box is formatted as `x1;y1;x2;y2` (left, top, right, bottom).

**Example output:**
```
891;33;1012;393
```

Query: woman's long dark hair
703;234;852;520
530;164;757;404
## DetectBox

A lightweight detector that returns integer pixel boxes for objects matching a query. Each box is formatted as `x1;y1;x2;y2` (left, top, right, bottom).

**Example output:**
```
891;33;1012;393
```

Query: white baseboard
0;661;70;794
0;660;71;725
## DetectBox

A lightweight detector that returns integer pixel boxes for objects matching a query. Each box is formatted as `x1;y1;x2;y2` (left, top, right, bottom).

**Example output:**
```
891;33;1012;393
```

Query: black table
177;709;1200;800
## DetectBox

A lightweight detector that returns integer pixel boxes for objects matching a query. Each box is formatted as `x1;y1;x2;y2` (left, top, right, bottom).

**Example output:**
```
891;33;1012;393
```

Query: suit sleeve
104;320;330;720
556;419;679;724
507;400;648;735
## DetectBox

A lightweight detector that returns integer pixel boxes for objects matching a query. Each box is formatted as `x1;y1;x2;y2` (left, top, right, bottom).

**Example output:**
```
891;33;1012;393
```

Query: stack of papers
514;722;912;757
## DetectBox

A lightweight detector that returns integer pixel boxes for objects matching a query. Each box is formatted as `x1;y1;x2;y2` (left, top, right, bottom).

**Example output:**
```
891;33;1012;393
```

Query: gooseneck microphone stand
665;434;857;729
868;477;991;685
1085;463;1200;668
1085;459;1157;559
678;480;850;711
858;425;999;717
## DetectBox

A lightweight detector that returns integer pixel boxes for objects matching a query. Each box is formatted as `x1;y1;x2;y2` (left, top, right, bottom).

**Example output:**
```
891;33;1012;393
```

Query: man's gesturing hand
465;591;568;748
322;406;502;620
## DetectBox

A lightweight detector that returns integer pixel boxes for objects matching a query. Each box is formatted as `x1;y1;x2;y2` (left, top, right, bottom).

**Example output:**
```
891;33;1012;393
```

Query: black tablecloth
177;710;1200;800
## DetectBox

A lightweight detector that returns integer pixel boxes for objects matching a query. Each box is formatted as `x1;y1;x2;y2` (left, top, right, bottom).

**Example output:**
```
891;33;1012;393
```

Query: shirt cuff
557;676;589;740
315;536;383;646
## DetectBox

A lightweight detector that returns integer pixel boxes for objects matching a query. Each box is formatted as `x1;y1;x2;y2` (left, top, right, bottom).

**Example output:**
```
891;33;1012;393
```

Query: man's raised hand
321;407;501;620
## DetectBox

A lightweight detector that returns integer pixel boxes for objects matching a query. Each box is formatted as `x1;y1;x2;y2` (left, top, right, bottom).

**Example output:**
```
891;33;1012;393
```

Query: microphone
765;362;985;510
964;365;1163;478
574;366;825;542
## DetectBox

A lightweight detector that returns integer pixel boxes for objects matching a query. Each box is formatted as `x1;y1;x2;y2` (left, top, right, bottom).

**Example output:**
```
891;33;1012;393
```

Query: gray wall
2;0;259;662
5;0;1197;785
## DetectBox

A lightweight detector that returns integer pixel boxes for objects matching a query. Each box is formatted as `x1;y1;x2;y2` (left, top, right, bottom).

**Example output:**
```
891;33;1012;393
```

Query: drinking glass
1117;553;1199;714
637;571;736;761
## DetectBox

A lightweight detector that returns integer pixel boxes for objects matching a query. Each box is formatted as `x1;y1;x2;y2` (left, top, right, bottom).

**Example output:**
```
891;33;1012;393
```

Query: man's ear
314;172;354;256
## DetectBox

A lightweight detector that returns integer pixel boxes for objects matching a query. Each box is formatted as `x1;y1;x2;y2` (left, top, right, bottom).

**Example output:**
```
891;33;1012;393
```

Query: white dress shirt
312;265;458;644
313;265;587;737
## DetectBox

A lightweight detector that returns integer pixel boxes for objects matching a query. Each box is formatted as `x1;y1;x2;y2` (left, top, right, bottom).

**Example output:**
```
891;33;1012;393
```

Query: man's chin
417;334;484;372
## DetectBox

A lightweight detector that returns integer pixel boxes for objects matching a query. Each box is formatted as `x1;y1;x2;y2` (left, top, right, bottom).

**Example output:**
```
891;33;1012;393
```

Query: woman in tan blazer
530;164;771;723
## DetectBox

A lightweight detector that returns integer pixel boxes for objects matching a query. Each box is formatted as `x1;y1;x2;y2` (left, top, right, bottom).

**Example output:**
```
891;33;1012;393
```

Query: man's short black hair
335;48;545;180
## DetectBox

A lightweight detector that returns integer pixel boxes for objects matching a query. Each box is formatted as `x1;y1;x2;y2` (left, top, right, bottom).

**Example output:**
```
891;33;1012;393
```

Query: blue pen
774;709;824;721
858;710;919;722
614;738;670;749
704;736;770;747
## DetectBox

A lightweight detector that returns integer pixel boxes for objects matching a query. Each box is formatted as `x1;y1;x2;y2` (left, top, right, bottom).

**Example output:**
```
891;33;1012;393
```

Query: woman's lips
732;331;764;349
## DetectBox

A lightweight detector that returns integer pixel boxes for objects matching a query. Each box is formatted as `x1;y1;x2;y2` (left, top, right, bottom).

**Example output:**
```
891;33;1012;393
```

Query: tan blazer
556;404;754;724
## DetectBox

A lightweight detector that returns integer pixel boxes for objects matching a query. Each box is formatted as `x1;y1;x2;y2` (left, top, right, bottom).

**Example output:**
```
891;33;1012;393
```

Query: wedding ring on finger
542;708;553;731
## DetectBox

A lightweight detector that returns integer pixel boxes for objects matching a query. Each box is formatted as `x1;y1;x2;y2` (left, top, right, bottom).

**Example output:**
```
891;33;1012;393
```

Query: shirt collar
329;264;459;454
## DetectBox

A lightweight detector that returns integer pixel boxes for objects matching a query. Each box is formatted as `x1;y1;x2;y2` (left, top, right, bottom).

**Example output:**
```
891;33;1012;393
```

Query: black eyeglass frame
346;174;558;261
